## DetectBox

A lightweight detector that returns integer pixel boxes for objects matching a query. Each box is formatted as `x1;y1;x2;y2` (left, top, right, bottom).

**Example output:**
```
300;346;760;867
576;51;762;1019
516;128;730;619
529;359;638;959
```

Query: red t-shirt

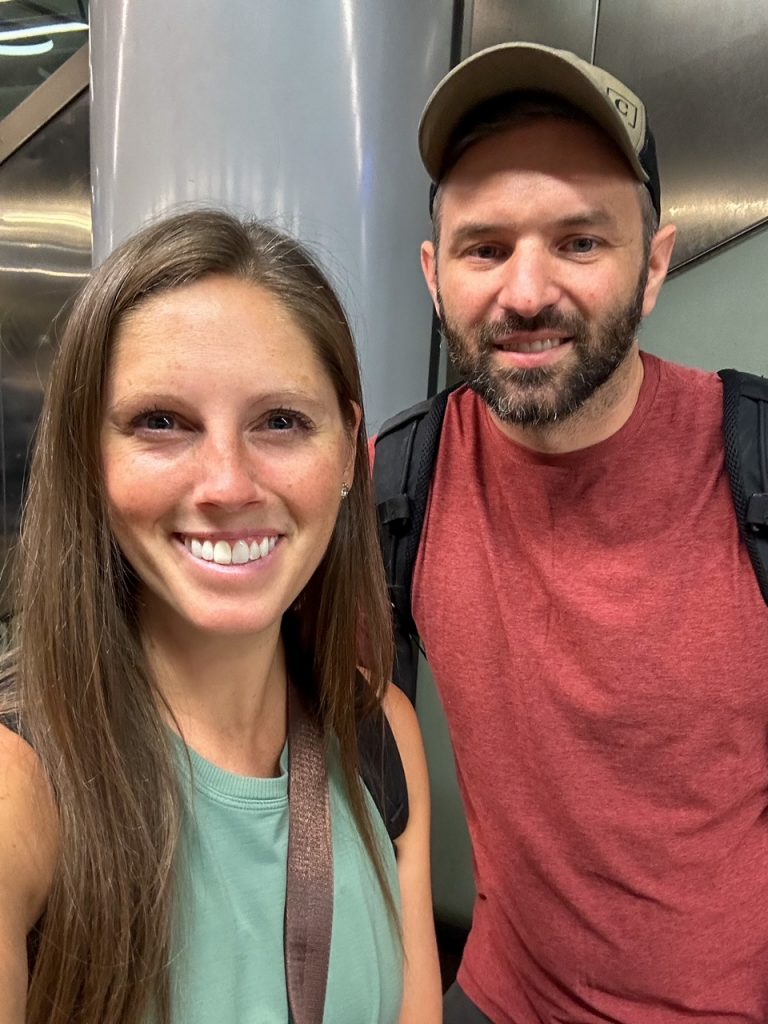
413;353;768;1022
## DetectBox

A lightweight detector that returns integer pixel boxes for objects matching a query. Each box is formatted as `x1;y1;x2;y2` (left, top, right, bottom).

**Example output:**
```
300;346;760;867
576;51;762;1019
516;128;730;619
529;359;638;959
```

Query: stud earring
340;483;350;499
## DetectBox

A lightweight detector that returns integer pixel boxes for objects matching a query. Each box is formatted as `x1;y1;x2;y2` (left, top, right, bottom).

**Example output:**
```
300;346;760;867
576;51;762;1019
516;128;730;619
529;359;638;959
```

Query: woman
0;210;441;1023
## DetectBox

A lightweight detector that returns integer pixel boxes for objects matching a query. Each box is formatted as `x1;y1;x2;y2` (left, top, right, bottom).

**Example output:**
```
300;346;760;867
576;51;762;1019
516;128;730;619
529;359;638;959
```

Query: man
404;42;768;1022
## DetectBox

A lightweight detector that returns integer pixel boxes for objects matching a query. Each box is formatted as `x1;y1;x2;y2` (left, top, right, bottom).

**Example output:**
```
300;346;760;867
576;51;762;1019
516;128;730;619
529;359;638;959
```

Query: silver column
89;0;453;429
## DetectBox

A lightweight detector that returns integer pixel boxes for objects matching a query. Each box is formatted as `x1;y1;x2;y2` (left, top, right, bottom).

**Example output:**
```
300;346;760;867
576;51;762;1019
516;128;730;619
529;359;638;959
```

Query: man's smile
492;335;570;354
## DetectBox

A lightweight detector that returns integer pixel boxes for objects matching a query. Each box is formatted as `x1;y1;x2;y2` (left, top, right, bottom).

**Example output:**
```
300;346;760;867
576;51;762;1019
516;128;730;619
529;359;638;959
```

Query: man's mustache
476;310;587;348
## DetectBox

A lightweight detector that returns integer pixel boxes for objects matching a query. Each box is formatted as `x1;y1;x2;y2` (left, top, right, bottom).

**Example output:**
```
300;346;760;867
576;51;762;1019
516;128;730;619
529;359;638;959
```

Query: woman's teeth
184;536;277;565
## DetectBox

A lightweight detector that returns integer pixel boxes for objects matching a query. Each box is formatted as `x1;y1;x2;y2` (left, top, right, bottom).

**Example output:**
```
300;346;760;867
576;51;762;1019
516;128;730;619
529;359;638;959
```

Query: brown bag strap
285;684;334;1024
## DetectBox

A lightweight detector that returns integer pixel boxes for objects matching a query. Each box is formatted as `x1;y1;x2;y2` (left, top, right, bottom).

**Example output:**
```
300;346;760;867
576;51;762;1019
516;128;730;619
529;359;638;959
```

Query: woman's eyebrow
105;388;326;413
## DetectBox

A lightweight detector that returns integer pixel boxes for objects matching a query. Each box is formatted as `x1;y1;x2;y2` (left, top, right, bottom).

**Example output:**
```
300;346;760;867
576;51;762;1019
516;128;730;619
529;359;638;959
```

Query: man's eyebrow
448;209;617;246
447;223;508;247
552;209;616;229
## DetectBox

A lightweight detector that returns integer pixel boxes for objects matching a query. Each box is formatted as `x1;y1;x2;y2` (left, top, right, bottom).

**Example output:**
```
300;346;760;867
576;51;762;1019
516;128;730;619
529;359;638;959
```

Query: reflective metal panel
0;89;91;602
90;0;454;432
595;0;768;268
470;0;598;61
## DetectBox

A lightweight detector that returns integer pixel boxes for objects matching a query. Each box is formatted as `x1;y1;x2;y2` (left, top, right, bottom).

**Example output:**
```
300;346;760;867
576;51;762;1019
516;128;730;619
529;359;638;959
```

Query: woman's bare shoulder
380;683;421;757
0;723;57;1018
0;722;57;928
380;682;430;829
380;685;442;1022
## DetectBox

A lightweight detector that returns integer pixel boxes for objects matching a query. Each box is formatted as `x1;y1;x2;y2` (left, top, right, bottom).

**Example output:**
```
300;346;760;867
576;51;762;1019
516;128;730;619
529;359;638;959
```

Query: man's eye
566;237;598;254
469;244;503;260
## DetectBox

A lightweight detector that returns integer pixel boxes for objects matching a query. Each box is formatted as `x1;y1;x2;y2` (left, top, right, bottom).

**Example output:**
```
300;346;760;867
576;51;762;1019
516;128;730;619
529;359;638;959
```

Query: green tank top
170;737;403;1023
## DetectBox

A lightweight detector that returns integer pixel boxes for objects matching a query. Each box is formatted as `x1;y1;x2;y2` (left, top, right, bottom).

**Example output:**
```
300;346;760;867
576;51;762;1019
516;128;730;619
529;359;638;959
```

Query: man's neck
490;345;645;455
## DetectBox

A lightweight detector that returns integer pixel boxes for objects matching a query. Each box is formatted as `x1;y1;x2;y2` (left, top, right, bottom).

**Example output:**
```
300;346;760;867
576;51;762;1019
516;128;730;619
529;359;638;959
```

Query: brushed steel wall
471;0;598;59
90;0;454;432
467;0;768;270
594;0;768;269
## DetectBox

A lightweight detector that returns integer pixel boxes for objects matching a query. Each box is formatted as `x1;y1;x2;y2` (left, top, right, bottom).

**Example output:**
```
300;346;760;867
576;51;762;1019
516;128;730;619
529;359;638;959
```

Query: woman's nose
193;435;266;510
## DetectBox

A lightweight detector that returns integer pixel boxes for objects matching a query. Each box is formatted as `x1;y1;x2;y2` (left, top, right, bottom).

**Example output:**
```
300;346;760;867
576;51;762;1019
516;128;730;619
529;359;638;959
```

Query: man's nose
495;245;561;319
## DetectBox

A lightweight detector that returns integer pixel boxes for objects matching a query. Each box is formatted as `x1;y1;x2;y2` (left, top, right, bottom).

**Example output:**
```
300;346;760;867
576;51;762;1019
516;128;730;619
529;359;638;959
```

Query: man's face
422;118;661;427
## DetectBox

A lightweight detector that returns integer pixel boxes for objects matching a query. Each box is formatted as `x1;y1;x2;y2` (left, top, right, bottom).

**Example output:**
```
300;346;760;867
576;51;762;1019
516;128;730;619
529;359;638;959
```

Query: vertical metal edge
452;0;469;63
590;0;601;63
0;42;90;166
427;0;467;397
459;0;475;60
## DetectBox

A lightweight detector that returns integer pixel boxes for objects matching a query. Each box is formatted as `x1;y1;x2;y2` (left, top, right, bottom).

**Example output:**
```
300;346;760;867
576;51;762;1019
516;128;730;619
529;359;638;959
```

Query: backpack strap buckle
377;494;413;532
745;493;768;532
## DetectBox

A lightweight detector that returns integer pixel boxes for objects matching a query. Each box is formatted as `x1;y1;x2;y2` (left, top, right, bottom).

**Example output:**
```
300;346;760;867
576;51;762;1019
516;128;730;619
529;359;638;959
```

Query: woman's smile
180;533;279;566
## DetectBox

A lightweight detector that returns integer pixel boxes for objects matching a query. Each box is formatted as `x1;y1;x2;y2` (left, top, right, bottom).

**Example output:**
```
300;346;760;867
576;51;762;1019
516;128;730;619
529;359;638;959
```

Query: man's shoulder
643;351;721;391
646;353;768;423
642;352;726;426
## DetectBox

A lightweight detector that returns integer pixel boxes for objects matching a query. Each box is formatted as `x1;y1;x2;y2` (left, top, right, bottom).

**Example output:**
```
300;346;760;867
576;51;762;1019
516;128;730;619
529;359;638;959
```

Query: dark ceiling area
0;0;88;120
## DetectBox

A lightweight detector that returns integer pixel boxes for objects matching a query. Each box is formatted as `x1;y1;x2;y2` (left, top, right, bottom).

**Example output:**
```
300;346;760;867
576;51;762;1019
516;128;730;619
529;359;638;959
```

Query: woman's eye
265;410;312;433
267;413;295;431
143;412;176;431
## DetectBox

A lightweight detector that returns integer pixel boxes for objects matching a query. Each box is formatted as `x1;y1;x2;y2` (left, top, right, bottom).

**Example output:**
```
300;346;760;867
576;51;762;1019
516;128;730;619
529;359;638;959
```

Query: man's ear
420;240;440;315
642;223;677;317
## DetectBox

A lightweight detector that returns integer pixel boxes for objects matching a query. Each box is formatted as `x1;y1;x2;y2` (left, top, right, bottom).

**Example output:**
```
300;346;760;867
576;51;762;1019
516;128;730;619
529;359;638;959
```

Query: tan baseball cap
419;41;660;217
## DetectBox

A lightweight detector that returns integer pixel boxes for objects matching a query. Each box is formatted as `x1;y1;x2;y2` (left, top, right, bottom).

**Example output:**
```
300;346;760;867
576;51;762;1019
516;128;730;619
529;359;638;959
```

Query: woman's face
101;274;358;641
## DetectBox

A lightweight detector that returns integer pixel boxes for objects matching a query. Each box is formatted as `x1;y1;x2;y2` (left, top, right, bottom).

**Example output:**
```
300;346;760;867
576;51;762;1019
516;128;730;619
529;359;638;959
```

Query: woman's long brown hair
0;210;395;1023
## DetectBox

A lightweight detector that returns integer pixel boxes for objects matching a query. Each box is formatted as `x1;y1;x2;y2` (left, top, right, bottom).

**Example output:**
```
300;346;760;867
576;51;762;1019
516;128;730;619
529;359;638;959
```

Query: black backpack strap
373;385;457;700
357;707;409;843
719;368;768;604
355;673;409;842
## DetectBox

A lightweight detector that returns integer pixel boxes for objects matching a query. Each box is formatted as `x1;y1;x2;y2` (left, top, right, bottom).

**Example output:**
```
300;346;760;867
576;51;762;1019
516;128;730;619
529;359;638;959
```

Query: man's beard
438;271;648;427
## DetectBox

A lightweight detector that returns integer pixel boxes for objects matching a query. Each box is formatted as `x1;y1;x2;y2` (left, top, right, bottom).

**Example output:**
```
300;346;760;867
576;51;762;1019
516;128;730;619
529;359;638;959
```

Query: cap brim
419;43;648;185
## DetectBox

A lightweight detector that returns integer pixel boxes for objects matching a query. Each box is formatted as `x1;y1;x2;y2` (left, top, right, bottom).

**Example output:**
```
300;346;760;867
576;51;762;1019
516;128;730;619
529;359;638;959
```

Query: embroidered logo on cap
606;87;638;129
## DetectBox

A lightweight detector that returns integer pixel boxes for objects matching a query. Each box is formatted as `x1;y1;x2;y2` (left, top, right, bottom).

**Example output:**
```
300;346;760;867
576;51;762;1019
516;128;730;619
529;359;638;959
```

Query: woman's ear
344;401;363;484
